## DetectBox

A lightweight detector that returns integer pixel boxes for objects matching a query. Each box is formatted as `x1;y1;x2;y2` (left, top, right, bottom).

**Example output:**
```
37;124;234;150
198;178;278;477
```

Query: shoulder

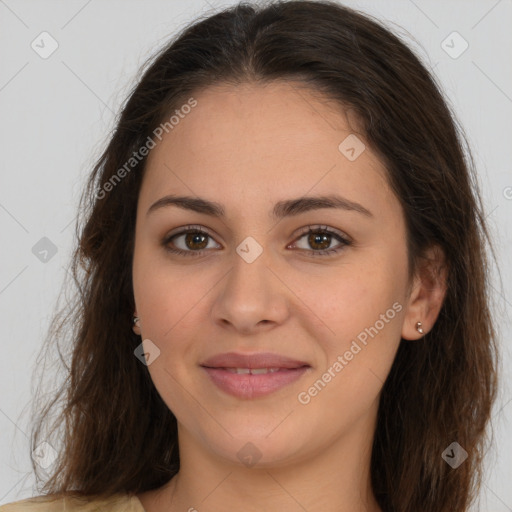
0;493;145;512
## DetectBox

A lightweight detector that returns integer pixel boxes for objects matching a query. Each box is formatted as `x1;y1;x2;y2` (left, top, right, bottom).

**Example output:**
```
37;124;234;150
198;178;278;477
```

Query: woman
1;1;498;511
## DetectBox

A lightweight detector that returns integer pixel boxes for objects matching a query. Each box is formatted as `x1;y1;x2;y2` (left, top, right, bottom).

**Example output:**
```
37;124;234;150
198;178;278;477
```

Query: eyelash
162;224;352;258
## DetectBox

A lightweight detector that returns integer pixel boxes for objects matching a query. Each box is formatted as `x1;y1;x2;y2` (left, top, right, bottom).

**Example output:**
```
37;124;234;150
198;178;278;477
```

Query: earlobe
401;245;448;341
132;313;141;335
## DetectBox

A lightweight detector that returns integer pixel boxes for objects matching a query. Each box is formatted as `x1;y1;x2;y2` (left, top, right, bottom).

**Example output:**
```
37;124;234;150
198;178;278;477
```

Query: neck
142;411;381;512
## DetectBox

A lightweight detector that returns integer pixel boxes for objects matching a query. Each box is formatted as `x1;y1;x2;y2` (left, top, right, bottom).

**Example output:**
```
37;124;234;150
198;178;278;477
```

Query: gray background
0;0;511;509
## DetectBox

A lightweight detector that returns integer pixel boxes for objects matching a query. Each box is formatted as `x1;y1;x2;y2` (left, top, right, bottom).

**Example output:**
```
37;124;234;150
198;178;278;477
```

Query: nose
211;246;290;335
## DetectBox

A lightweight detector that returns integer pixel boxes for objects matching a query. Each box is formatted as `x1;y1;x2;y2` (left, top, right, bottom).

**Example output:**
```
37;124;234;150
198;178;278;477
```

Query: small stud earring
133;315;141;335
415;321;424;334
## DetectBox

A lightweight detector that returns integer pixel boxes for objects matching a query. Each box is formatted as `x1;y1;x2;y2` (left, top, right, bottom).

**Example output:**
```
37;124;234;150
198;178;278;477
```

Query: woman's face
132;81;419;468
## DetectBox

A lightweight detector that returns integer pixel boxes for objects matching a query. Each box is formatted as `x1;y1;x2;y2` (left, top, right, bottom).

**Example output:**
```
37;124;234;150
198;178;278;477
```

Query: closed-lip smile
200;352;311;399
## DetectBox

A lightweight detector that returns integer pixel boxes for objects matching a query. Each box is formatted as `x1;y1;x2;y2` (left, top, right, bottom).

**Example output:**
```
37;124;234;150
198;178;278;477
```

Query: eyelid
287;225;352;255
291;224;351;243
164;224;217;241
162;224;352;257
162;224;221;252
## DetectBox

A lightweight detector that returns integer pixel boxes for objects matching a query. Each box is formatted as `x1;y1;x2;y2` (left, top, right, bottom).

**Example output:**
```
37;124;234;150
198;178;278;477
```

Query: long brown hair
29;1;498;511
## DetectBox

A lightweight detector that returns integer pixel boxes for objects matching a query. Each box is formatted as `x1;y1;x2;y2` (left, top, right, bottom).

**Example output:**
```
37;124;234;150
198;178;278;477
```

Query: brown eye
162;226;221;256
291;226;352;256
307;232;332;251
183;231;209;250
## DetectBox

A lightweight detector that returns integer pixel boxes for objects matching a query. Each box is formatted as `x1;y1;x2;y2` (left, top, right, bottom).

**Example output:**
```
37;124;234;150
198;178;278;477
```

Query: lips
200;352;311;399
201;352;309;370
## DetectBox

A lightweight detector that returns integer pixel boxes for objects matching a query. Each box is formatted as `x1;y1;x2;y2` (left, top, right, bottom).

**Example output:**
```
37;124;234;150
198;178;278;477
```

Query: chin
220;437;307;469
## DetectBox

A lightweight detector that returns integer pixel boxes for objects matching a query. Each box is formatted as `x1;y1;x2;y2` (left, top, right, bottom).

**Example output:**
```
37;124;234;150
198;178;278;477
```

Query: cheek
294;280;404;435
302;254;406;341
304;250;407;391
132;238;210;336
132;260;211;415
134;273;210;354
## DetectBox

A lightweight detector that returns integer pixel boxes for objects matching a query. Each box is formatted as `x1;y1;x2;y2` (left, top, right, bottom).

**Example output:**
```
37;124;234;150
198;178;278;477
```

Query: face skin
132;81;446;512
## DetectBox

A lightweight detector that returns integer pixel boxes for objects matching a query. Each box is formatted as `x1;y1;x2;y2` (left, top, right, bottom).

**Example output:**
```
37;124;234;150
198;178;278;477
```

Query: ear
401;245;448;340
132;311;141;336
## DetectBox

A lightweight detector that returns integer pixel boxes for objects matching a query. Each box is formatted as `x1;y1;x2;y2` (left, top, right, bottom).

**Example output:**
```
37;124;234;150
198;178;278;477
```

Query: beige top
0;493;146;512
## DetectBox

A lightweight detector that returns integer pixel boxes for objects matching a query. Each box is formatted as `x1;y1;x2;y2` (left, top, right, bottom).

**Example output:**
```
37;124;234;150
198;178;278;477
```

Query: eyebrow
146;194;373;219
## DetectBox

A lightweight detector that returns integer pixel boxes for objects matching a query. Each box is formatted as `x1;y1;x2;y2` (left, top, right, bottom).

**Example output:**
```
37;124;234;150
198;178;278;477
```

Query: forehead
147;81;364;167
141;81;396;220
